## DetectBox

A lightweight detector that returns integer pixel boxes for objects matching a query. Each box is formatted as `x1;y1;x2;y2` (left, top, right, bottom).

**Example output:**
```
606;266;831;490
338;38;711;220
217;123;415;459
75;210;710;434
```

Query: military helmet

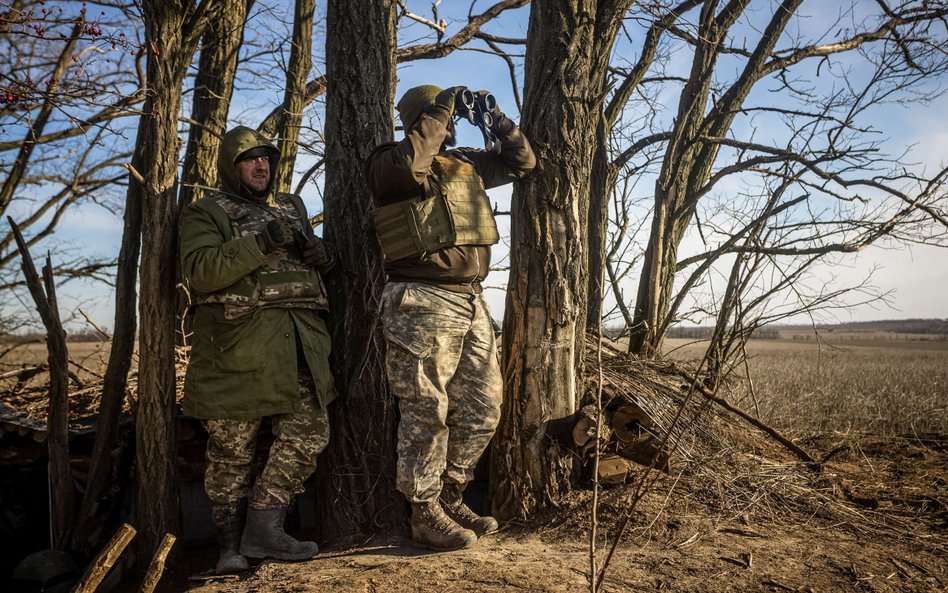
396;84;443;132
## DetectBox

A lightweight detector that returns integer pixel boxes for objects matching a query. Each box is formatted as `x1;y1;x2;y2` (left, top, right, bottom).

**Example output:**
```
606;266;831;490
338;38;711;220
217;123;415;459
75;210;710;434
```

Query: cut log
618;436;670;473
611;403;656;445
597;455;632;485
572;404;612;452
70;522;136;593
139;533;176;593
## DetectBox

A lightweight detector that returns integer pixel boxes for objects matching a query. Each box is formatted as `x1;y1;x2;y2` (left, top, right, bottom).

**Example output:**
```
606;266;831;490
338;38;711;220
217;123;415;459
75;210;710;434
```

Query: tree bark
179;0;253;206
316;0;401;538
134;0;220;564
491;0;632;521
585;119;613;330
272;0;316;193
75;119;143;552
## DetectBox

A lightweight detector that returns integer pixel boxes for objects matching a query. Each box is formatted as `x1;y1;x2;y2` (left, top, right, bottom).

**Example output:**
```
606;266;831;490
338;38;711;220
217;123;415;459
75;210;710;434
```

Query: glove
428;85;467;120
473;89;508;132
301;236;336;270
257;218;296;253
473;90;501;117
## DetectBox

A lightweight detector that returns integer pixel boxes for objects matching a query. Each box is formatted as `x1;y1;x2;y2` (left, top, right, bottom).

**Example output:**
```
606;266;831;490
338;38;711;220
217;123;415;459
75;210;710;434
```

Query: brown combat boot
410;500;477;550
439;482;499;537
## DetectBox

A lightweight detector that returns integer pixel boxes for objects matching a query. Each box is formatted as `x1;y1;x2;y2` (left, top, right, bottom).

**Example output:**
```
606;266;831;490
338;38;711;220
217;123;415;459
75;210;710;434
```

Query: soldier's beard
443;124;457;148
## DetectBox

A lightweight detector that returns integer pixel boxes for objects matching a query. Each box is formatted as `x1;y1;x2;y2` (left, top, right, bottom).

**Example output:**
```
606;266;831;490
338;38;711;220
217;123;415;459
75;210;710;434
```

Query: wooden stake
71;523;136;593
139;533;176;593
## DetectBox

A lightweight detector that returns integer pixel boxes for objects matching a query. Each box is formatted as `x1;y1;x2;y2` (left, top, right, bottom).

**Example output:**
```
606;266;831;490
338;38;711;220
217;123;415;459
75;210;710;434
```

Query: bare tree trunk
316;0;400;538
585;119;612;330
74;134;143;551
134;0;220;564
628;0;800;356
179;0;253;206
584;1;700;331
271;0;316;193
491;0;632;521
9;221;72;548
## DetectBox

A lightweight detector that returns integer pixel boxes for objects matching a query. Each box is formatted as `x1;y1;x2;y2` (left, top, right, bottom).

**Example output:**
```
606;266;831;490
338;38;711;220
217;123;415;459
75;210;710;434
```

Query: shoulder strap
281;193;315;239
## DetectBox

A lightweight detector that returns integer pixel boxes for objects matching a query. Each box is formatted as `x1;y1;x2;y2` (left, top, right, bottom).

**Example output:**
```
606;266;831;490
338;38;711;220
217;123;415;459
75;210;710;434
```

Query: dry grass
664;338;948;438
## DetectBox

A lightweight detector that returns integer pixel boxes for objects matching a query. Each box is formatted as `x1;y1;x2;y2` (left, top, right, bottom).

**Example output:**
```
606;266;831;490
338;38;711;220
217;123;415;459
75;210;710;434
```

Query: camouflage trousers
381;281;503;503
203;367;330;520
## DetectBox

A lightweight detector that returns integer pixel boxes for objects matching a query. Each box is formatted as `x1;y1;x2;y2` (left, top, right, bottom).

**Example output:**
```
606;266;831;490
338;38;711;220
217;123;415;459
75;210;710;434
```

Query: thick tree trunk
271;0;315;193
316;0;400;538
491;0;631;521
179;0;252;206
134;0;219;564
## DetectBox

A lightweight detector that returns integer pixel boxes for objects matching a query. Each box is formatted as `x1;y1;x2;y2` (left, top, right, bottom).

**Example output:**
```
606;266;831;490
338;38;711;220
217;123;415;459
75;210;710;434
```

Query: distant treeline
779;318;948;335
609;319;948;340
665;327;779;340
1;328;106;343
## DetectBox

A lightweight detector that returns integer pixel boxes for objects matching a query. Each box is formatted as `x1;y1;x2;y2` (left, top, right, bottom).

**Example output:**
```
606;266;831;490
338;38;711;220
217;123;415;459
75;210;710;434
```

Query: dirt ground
164;435;946;593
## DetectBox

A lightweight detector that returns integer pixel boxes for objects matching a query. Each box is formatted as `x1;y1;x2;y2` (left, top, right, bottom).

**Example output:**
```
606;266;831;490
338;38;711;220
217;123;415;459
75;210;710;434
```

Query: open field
662;336;948;437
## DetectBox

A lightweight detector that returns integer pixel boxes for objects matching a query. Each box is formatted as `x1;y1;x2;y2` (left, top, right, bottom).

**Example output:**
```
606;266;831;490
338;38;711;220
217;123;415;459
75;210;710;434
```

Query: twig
762;579;796;591
589;261;606;592
78;308;112;340
0;366;44;380
122;163;144;184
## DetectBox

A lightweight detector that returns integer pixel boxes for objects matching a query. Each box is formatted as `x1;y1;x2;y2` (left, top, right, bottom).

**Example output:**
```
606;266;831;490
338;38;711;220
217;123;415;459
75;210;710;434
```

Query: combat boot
212;505;248;575
239;506;318;561
410;500;477;550
439;482;499;537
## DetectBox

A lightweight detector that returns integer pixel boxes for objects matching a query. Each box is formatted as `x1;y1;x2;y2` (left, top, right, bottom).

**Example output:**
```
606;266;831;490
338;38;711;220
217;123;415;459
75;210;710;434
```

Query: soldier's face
235;156;271;192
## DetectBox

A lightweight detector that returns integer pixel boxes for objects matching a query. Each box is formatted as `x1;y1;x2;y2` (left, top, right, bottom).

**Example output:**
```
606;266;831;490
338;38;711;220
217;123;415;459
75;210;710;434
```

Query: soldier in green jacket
180;126;336;574
364;85;535;550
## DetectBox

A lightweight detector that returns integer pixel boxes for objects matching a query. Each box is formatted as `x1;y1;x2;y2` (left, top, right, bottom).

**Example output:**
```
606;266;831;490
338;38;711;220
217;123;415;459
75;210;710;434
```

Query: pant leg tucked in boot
212;503;249;574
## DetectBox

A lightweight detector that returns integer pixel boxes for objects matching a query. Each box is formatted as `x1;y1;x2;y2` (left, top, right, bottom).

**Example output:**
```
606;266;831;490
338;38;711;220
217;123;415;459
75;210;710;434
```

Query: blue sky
10;0;947;332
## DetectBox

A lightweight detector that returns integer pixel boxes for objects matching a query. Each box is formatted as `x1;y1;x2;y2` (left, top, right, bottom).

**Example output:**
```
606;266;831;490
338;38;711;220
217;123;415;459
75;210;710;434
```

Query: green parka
179;126;336;420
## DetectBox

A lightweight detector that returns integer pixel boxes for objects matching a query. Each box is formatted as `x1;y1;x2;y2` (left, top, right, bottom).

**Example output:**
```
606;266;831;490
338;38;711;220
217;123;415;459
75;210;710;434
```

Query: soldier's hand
301;236;336;270
258;218;296;253
473;89;505;130
430;85;466;120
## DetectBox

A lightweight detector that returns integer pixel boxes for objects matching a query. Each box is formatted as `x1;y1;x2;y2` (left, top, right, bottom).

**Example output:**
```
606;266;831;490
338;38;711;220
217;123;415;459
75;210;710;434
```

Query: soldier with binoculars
364;85;536;550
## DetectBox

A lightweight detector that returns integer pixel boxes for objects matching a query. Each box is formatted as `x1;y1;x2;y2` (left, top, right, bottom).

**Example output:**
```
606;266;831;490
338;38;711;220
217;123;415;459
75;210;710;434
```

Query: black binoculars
455;89;497;127
453;88;500;153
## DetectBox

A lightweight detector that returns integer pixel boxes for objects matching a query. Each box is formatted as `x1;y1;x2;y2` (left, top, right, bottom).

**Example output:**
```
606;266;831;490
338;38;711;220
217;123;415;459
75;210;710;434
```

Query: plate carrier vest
370;153;500;262
192;192;329;319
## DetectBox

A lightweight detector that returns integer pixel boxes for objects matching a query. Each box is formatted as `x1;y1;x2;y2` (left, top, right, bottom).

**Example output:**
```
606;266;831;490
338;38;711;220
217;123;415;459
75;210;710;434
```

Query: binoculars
453;88;501;154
